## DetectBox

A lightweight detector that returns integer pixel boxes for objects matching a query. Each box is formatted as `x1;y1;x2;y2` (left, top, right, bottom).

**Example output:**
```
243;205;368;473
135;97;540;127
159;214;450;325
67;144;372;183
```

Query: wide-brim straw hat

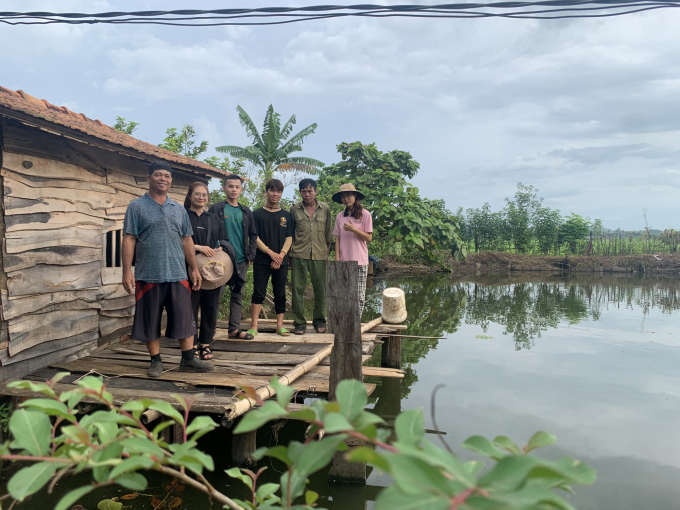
196;250;233;290
332;183;366;204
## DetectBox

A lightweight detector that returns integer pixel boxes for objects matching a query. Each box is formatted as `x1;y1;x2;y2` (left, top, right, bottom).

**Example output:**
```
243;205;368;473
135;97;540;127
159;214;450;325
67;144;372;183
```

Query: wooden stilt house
0;86;226;381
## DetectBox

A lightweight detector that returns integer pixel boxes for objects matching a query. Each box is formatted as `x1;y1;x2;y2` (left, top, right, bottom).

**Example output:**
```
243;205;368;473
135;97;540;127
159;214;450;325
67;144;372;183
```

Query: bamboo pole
224;343;333;423
382;334;445;340
361;317;383;334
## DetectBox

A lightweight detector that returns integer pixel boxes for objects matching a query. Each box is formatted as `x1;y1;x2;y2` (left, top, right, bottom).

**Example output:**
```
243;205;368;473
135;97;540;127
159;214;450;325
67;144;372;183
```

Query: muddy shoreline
379;252;680;276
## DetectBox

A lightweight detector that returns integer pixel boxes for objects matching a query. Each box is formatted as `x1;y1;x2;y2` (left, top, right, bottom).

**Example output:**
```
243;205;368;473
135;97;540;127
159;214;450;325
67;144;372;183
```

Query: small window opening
105;229;123;268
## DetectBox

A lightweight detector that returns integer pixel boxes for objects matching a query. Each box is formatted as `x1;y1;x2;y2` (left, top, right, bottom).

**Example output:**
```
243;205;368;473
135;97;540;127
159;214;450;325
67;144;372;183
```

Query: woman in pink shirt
332;183;373;317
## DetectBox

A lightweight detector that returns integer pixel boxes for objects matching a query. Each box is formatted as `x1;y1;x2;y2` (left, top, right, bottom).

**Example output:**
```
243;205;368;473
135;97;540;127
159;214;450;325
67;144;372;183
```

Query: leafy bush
0;374;595;510
317;142;466;266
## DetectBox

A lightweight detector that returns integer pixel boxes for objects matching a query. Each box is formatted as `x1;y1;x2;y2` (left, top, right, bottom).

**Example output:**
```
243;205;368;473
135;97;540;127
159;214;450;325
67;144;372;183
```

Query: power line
0;2;678;25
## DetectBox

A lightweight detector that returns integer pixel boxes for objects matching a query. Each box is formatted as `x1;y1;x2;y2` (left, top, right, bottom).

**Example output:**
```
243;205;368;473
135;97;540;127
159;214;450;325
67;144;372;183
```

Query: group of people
122;161;373;378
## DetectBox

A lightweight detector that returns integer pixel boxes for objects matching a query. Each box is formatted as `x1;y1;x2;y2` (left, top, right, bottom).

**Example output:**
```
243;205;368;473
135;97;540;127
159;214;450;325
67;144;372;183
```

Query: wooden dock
0;319;405;419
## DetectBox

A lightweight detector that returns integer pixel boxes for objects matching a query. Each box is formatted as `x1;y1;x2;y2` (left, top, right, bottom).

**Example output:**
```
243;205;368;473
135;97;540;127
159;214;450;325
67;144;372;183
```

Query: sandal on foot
314;323;327;334
229;329;255;340
198;343;214;360
293;325;306;335
246;328;258;337
193;346;201;359
276;327;291;337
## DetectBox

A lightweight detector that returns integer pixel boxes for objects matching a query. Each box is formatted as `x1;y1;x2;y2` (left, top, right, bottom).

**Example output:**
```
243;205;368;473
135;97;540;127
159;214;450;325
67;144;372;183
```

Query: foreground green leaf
463;435;506;461
336;379;367;422
7;462;60;501
9;409;52;456
526;431;557;454
55;485;95;510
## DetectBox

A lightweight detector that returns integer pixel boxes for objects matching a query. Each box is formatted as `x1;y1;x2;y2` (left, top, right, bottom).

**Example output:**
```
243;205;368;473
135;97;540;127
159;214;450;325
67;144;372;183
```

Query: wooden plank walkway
0;321;405;417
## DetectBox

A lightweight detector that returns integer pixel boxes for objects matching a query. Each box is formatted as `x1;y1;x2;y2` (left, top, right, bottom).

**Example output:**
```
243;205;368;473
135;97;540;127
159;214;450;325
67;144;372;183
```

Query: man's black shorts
131;280;197;342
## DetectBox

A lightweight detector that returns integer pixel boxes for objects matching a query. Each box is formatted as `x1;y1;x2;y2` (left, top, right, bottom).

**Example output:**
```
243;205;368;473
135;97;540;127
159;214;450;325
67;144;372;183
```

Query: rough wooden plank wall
0;119;212;376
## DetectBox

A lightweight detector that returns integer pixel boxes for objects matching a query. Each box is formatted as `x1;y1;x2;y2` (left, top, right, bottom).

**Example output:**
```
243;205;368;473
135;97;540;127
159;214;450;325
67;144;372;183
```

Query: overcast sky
2;1;680;229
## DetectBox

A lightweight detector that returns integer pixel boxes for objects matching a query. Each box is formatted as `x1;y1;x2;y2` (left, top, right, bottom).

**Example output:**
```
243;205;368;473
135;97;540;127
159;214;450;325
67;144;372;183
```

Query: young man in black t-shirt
251;179;295;336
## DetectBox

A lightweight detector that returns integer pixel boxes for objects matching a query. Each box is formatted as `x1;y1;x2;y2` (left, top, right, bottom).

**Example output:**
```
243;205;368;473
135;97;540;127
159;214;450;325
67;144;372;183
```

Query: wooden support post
327;261;367;483
328;436;367;484
158;420;183;445
381;334;401;369
231;429;257;467
327;261;363;400
172;422;183;444
160;422;172;444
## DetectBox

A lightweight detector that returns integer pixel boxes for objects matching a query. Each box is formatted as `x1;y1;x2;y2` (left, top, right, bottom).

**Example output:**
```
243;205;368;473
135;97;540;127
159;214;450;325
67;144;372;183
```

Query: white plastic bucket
381;287;407;323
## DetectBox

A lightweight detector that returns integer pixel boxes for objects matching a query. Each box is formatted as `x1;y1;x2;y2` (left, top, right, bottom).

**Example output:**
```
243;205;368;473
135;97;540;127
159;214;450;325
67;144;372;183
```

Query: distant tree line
458;183;680;256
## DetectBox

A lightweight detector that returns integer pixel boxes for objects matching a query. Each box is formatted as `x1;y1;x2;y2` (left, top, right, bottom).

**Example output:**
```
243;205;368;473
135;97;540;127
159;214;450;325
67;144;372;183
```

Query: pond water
10;272;680;509
354;272;680;510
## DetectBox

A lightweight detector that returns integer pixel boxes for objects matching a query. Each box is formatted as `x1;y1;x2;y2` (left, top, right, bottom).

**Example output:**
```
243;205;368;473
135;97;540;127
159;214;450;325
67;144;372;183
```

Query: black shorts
131;280;197;342
252;264;288;314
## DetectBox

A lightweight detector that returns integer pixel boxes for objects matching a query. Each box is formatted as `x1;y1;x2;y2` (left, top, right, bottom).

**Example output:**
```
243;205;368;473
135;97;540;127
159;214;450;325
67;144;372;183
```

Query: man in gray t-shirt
122;161;213;377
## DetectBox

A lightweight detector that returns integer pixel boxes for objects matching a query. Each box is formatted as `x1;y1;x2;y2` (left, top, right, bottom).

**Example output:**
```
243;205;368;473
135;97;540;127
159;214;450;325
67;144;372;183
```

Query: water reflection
232;273;680;510
365;273;680;351
360;272;680;510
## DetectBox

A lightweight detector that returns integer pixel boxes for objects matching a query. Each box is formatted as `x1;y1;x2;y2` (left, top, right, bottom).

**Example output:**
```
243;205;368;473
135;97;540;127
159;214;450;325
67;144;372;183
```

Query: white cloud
2;3;680;227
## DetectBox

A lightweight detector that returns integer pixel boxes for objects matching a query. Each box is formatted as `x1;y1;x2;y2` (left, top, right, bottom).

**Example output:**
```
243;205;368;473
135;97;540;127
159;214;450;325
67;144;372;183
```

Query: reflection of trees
364;277;466;399
463;282;589;350
364;273;680;397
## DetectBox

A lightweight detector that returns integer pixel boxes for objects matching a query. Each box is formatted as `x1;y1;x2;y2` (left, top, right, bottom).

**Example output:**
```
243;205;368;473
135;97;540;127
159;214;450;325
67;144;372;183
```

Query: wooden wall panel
100;305;135;318
1;284;127;320
1;169;115;194
0;340;99;383
6;261;102;297
4;178;116;210
100;294;135;311
2;121;210;186
6;226;102;253
2;122;107;177
0;328;99;366
2;246;102;273
4;211;109;232
8;309;99;356
2;151;107;183
100;315;134;337
3;197;109;219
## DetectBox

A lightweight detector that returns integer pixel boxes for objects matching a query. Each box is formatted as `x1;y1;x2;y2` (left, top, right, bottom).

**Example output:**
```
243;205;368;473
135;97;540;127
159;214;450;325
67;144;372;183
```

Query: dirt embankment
379;252;680;275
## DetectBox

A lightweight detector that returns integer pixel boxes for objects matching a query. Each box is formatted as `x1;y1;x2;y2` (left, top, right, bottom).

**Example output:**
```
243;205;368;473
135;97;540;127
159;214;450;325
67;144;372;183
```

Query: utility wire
0;2;678;25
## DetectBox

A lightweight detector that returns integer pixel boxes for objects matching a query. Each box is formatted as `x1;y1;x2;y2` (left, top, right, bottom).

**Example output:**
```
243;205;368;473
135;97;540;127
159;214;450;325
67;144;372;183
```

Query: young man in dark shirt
208;174;258;339
251;179;295;336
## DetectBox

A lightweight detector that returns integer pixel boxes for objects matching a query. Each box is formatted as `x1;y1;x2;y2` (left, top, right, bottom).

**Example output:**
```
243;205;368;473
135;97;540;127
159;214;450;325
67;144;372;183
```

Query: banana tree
216;105;324;190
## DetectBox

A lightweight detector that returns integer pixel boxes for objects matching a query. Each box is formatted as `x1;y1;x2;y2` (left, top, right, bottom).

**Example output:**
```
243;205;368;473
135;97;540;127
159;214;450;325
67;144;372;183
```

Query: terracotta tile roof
0;86;226;178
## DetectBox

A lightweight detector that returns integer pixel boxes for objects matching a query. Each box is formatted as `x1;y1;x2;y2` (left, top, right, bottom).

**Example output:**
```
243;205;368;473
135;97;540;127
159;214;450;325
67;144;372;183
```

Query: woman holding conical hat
184;182;231;361
332;183;373;317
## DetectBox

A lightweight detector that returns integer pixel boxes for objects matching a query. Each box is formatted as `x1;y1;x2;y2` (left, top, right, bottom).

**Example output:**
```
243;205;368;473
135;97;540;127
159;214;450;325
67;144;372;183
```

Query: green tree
533;206;563;255
465;204;508;252
560;213;590;253
113;117;139;135
159;125;209;159
505;183;541;253
216;105;324;194
317;142;465;265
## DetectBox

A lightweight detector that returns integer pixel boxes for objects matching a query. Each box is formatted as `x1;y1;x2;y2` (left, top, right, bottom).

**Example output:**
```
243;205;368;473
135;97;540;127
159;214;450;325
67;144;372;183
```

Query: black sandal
228;329;255;340
293;325;306;335
314;323;327;334
198;343;214;360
